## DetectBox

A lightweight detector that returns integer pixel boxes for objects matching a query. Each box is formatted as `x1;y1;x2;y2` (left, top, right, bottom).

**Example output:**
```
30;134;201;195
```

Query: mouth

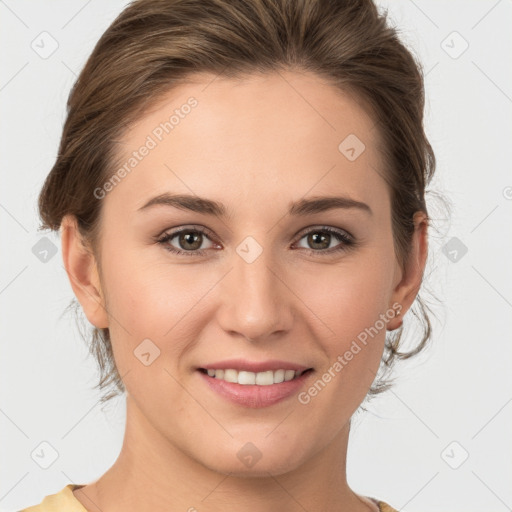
197;367;314;386
196;366;315;408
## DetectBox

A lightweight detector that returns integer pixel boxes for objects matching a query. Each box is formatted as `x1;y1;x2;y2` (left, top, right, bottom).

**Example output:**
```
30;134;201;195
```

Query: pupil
310;232;329;249
177;231;332;251
181;232;201;250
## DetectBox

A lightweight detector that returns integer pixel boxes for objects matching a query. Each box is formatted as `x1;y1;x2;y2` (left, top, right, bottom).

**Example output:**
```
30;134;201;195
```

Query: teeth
204;368;304;385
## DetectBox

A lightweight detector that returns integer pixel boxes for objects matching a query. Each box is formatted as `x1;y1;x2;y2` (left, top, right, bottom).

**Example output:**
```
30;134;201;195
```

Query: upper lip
198;359;312;373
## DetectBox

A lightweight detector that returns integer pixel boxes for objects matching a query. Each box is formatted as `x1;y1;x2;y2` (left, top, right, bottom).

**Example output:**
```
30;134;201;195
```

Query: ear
60;215;109;329
387;211;429;330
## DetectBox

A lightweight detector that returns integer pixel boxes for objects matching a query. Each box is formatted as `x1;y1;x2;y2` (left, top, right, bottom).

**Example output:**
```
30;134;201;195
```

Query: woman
21;0;435;510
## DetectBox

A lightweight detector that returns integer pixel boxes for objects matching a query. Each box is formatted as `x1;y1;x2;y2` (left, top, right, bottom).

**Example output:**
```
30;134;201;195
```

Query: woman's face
67;70;424;476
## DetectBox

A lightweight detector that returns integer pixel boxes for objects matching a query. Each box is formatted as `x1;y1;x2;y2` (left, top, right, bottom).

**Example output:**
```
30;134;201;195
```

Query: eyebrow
137;193;372;217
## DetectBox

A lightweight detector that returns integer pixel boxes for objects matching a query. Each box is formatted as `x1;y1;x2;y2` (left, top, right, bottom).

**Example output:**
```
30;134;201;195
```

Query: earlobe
387;211;429;331
60;215;109;329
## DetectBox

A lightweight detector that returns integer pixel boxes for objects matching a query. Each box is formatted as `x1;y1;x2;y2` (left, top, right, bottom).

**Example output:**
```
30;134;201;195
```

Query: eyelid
156;224;352;243
293;224;354;241
156;224;356;257
156;225;218;247
157;224;216;239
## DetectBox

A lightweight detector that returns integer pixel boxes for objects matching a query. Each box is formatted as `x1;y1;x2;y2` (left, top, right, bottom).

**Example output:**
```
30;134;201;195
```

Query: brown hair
39;0;439;405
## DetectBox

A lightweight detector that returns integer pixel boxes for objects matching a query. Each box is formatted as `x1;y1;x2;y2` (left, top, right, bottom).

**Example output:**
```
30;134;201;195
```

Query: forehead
106;69;386;214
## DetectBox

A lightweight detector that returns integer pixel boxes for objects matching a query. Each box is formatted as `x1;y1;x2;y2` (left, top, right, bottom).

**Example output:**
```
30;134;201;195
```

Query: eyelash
156;225;356;257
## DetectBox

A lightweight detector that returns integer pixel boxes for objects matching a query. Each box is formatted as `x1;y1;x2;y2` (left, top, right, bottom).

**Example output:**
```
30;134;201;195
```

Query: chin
205;455;304;479
194;435;308;478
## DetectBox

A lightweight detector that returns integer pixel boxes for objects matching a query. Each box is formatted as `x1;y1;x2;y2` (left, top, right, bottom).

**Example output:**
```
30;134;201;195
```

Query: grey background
1;1;511;511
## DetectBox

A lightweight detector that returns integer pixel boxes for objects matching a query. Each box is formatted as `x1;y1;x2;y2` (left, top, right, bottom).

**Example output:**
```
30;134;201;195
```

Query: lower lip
197;370;313;408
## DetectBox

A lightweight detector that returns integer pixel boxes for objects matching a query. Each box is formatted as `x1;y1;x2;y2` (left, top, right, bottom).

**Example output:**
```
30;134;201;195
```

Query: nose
216;247;294;343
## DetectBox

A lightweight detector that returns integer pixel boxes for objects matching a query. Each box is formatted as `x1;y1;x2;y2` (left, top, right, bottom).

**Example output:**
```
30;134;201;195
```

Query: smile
197;367;315;408
198;368;312;385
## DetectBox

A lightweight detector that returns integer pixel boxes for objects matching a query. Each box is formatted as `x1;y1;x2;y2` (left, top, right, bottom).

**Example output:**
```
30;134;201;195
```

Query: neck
73;394;376;512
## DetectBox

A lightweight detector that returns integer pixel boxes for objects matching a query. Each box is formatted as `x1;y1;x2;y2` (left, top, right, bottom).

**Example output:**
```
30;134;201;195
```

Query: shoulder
19;485;398;512
376;500;400;512
367;496;400;512
18;484;87;512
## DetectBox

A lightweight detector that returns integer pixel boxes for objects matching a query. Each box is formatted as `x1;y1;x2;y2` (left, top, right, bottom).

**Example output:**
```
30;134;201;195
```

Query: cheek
101;260;206;413
293;251;395;342
101;231;395;385
292;264;393;418
103;236;396;337
290;250;395;402
100;246;218;367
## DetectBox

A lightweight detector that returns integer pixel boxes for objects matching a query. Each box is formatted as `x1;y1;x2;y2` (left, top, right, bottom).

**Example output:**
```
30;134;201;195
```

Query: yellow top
19;485;87;512
19;484;400;512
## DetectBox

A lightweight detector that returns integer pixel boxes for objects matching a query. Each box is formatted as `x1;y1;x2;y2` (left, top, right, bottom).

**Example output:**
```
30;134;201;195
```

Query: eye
156;225;356;257
157;226;217;256
293;226;355;255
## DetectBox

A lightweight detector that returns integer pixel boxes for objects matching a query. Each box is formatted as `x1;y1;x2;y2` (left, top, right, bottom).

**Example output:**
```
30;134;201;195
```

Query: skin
61;69;428;512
